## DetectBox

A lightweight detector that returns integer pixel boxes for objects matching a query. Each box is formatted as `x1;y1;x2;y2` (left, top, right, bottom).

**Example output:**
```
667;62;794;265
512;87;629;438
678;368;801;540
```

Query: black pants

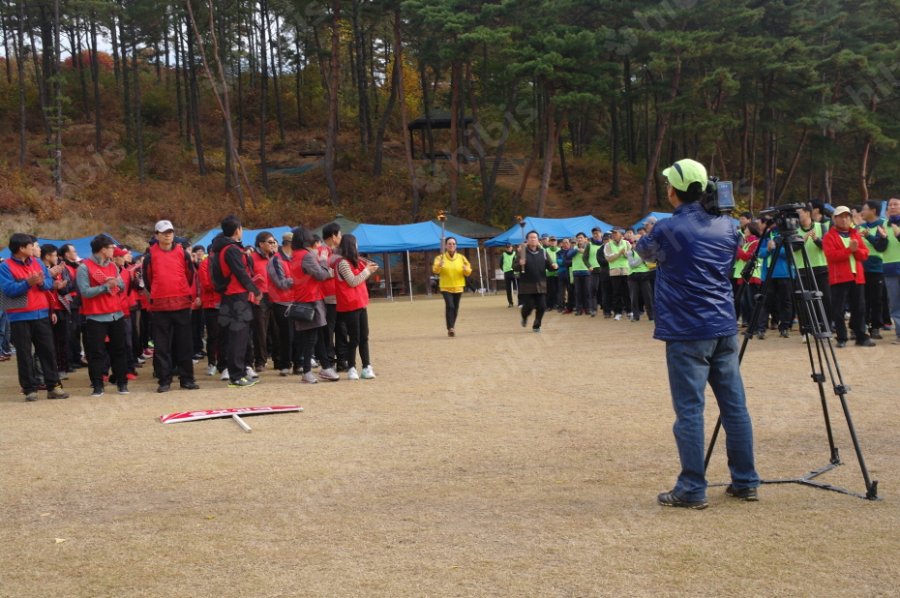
203;308;222;370
219;294;253;382
298;326;332;373
546;277;559;309
10;318;60;393
339;308;370;369
520;293;547;329
51;310;69;372
67;307;83;366
85;317;127;387
599;273;611;315
325;302;348;365
151;308;195;385
559;275;573;309
251;296;272;369
442;291;462;330
504;272;516;306
865;272;885;331
609;275;628;315
797;266;832;332
761;277;793;331
628;272;654;320
589;271;600;313
137;309;150;358
270;303;294;371
191;308;204;356
122;314;137;373
830;281;868;343
573;275;591;313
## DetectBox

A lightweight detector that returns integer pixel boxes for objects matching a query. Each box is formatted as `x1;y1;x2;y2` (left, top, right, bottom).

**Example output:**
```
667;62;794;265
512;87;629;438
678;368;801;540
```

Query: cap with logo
662;159;708;192
155;220;175;233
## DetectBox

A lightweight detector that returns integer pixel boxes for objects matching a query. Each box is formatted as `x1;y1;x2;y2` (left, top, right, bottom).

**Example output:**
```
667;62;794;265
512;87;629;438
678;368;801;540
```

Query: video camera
701;178;736;216
759;203;805;236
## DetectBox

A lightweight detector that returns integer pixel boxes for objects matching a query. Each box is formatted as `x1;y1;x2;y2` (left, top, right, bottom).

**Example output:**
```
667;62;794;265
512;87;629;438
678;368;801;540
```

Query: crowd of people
0;216;377;401
493;198;900;346
1;197;898;401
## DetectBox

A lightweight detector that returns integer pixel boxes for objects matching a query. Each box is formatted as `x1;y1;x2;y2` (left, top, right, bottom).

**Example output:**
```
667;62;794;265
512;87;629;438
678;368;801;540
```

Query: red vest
218;244;255;296
46;268;64;311
290;249;324;302
81;260;123;316
318;245;336;298
335;259;369;312
148;244;192;300
3;258;50;315
250;251;270;295
197;259;220;309
267;254;294;304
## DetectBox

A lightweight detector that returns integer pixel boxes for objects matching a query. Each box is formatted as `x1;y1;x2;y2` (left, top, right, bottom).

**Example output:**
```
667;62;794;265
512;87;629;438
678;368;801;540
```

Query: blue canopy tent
484;215;613;247
0;234;120;260
632;212;672;231
352;221;479;300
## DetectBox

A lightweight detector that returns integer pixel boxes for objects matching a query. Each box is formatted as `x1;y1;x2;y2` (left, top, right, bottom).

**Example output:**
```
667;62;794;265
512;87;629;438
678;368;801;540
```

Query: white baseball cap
832;206;851;217
155;220;175;233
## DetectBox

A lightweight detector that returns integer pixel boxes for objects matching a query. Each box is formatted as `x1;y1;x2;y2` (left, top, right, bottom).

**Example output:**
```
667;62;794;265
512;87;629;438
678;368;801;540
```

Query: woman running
431;237;472;337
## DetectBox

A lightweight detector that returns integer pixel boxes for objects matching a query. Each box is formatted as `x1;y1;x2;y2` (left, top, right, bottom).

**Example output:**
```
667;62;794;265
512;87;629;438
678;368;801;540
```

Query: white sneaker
279;368;290;377
246;366;259;380
347;367;360;380
206;364;217;376
301;371;318;384
311;357;319;368
318;367;339;381
220;370;230;381
361;365;376;379
614;314;622;321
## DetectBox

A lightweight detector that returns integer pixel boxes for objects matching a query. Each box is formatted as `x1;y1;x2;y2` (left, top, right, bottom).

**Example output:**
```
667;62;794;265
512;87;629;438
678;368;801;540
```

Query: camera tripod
704;208;879;500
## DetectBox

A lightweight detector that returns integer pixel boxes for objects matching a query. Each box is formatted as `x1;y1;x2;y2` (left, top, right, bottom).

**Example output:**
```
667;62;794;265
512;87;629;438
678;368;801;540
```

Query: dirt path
1;296;897;597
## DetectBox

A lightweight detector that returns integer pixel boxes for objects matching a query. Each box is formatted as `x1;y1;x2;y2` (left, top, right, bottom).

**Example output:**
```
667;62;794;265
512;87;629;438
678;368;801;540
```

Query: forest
2;0;900;238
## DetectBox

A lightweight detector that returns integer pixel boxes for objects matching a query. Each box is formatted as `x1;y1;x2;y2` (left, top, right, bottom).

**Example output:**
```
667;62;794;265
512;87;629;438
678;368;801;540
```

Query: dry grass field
1;295;898;597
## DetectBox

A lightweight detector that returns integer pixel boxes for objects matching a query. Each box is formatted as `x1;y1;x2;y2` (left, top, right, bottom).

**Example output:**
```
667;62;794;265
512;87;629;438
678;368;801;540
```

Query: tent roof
312;215;361;238
353;221;478;253
431;214;502;240
0;234;121;261
191;226;292;251
632;211;672;231
484;215;614;247
408;112;474;131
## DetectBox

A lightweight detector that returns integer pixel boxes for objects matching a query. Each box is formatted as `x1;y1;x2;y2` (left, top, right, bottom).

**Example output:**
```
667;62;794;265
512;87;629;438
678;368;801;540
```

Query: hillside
0;122;652;250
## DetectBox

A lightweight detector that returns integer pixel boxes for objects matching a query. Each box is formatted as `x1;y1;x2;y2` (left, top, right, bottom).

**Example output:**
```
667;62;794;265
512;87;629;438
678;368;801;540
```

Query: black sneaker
855;338;876;347
725;485;759;501
657;490;708;510
870;330;883;340
91;384;105;397
180;381;200;390
117;384;130;395
779;329;790;338
521;315;527;327
836;340;847;348
228;377;259;388
157;383;171;393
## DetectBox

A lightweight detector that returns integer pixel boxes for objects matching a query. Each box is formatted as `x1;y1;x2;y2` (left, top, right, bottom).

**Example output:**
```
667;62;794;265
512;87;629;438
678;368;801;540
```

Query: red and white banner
160;405;303;424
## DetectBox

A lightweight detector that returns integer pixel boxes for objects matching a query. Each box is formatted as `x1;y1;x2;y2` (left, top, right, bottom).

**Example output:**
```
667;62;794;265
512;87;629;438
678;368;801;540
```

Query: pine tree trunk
15;0;26;166
641;57;681;216
610;96;620;197
185;11;205;174
393;9;420;217
266;10;285;144
132;27;145;183
449;60;461;213
294;32;302;128
1;6;11;84
89;11;102;150
119;13;133;149
53;0;62;198
323;0;341;206
558;121;571;192
373;48;399;176
173;8;184;141
258;0;269;191
535;98;558;218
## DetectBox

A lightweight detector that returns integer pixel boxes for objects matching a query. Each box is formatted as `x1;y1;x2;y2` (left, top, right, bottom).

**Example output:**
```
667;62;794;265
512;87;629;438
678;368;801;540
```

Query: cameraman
636;158;760;510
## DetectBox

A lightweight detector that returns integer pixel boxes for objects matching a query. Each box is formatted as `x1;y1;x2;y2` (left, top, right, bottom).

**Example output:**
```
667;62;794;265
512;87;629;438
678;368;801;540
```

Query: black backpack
210;246;232;294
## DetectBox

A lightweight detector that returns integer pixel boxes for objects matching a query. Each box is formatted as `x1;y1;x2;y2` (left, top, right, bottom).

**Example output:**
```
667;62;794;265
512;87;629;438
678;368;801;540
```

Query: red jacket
823;227;868;285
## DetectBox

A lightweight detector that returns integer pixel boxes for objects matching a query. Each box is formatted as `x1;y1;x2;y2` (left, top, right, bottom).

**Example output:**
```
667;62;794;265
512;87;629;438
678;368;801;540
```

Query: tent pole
476;243;485;296
384;252;393;301
406;251;414;302
484;246;492;294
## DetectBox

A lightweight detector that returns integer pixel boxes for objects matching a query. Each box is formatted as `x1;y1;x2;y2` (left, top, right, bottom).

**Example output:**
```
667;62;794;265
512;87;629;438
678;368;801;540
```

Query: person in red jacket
209;215;261;388
823;206;875;348
77;235;128;396
197;249;223;377
335;234;379;380
0;234;69;401
250;231;277;373
40;243;72;376
142;220;200;392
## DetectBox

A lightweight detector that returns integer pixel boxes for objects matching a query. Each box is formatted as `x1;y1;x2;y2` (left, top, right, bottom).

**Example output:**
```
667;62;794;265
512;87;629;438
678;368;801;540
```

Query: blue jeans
0;309;11;354
665;335;759;500
886;275;900;338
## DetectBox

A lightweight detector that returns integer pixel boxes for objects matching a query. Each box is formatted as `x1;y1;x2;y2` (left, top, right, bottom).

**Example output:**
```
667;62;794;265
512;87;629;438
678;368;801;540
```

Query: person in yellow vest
604;228;631;320
794;204;832;332
500;242;518;308
432;237;472;337
883;197;900;344
626;230;653;321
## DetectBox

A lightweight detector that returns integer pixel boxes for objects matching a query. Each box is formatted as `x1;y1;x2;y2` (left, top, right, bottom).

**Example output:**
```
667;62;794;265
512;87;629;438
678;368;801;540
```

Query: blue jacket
758;231;794;280
636;202;739;341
